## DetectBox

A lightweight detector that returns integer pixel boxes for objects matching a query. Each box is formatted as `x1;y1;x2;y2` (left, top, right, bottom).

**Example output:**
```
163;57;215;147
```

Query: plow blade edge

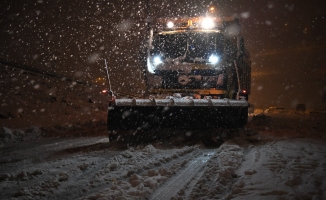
107;98;248;131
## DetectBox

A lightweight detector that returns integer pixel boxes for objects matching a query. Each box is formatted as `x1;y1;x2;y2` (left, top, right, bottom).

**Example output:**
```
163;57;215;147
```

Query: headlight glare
167;21;174;28
209;55;219;64
201;17;215;29
153;56;163;66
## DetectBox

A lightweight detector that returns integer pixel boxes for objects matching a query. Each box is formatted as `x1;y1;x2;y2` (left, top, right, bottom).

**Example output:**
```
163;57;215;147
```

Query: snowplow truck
108;10;251;139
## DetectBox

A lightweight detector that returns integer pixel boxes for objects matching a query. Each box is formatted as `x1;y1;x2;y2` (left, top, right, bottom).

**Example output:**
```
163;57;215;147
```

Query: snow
1;65;326;199
1;112;325;199
232;140;326;199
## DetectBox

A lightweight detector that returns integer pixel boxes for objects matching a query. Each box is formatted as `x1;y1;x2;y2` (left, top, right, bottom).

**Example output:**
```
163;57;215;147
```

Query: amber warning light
101;89;108;94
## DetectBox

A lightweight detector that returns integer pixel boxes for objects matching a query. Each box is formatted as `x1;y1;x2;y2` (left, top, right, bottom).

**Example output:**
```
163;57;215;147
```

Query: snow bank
0;126;41;146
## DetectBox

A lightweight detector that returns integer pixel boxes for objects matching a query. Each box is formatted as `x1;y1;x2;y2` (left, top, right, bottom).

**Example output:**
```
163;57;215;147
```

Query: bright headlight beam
153;56;163;66
167;21;174;28
201;17;215;29
209;55;219;64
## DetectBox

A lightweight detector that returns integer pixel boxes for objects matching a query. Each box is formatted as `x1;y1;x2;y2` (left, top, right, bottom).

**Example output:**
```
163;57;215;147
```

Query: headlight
201;17;215;29
167;21;174;29
208;55;219;64
153;56;163;66
147;55;163;74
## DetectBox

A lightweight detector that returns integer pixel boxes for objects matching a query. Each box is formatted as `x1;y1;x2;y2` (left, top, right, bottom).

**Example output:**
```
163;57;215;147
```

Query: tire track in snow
149;150;216;200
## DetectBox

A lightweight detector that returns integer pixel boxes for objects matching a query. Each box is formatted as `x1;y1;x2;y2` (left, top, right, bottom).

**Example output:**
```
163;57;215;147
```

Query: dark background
1;0;325;110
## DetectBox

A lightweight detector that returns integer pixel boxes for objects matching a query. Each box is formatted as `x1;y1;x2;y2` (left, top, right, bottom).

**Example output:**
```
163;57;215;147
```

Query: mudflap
107;103;248;141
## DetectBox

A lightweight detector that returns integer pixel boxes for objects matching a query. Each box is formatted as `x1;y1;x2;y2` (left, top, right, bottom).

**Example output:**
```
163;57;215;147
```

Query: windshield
151;32;224;62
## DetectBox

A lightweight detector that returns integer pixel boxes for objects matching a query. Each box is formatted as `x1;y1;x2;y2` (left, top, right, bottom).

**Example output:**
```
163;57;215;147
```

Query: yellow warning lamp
209;6;216;13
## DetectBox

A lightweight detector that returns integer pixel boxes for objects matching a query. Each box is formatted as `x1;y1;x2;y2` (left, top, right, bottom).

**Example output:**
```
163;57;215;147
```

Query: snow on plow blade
107;98;248;132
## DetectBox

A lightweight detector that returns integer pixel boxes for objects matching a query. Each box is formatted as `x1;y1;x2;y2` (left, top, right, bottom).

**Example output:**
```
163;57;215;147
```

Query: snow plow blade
107;97;248;133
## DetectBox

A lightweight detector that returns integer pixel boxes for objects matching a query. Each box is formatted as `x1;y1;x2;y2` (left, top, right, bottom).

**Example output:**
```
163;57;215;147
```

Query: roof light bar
201;17;215;29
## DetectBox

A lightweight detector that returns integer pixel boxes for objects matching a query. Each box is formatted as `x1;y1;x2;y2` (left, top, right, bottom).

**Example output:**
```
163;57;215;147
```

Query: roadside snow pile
0;119;107;146
0;126;41;146
253;109;264;115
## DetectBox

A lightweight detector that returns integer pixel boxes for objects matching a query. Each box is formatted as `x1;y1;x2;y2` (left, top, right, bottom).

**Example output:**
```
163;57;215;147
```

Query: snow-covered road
0;113;326;199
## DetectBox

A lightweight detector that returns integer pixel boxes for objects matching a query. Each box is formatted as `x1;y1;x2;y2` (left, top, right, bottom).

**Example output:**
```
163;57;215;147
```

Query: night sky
1;0;326;109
